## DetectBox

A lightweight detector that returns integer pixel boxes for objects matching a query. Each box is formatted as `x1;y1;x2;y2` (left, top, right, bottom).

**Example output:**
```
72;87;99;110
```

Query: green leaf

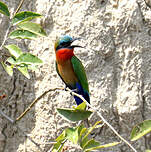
18;21;47;37
146;150;151;152
84;141;120;152
6;57;17;65
0;1;10;16
16;53;43;65
52;141;64;152
83;139;100;151
78;125;88;144
17;65;30;79
83;121;101;141
74;102;86;110
78;125;85;137
81;121;101;148
80;135;89;148
53;131;66;152
56;131;66;142
12;11;42;25
57;108;92;122
80;127;87;138
9;29;38;39
1;62;13;76
5;44;23;59
65;127;79;144
130;120;151;141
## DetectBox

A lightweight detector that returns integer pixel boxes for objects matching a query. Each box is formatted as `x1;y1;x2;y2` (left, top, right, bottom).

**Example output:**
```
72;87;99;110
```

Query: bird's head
54;35;82;51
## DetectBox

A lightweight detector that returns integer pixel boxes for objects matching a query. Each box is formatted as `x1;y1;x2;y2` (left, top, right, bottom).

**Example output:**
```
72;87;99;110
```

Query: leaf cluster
52;120;119;152
130;120;151;152
53;102;119;151
0;2;46;78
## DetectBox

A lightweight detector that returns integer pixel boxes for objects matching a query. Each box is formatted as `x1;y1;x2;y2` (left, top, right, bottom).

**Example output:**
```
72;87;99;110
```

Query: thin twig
0;23;11;51
45;141;57;144
13;0;25;17
0;109;14;123
15;87;64;122
0;0;25;54
57;139;67;152
47;139;67;152
65;88;138;152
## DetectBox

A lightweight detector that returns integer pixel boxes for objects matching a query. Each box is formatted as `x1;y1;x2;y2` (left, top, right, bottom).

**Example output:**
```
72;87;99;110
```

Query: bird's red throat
56;48;74;61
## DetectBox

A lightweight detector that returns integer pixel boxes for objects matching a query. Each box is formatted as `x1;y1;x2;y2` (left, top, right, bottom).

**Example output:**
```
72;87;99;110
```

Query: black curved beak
71;38;81;42
70;38;84;48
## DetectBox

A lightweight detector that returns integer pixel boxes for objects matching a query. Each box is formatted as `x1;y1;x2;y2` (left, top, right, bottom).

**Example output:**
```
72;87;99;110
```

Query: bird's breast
56;48;74;61
57;59;78;88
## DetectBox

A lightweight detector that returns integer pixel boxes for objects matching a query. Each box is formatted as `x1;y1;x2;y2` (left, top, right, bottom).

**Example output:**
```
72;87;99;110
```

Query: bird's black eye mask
56;41;72;50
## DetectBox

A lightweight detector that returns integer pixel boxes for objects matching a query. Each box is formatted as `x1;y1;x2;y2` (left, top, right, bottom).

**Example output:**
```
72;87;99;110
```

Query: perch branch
65;88;138;152
0;86;137;152
15;87;64;122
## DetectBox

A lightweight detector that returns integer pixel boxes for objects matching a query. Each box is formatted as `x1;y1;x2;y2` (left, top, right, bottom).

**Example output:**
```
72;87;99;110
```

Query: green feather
71;56;89;93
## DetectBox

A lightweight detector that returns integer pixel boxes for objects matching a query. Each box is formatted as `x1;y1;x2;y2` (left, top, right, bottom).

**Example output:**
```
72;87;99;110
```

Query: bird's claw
69;88;78;96
64;86;68;91
64;86;78;93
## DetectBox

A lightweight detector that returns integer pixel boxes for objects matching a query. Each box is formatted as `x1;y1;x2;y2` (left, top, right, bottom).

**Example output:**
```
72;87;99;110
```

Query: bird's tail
74;83;90;105
74;91;90;105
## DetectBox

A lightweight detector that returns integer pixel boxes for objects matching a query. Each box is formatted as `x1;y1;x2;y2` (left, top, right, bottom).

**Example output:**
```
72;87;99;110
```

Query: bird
54;35;90;105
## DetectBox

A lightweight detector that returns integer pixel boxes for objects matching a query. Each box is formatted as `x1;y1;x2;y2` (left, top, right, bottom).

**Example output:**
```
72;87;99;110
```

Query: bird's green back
71;56;89;93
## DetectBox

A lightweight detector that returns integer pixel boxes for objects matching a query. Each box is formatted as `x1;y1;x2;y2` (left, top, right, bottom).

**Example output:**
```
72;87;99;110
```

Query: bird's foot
64;86;78;93
70;88;78;96
64;86;68;91
71;88;78;92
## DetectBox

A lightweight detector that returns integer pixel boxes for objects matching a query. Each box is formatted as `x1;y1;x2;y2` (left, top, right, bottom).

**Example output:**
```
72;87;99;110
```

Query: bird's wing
71;56;89;93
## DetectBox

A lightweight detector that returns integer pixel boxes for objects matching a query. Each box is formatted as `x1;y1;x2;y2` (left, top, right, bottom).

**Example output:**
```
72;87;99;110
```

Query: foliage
130;120;151;151
53;102;120;151
130;120;151;141
0;1;10;16
52;120;119;152
0;2;46;78
57;102;92;122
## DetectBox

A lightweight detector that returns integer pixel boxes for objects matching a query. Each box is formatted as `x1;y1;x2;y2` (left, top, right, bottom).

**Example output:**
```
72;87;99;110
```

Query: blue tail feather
73;83;90;105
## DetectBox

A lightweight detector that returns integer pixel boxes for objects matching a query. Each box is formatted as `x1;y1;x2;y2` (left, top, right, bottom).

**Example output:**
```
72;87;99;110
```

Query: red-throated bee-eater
54;35;90;105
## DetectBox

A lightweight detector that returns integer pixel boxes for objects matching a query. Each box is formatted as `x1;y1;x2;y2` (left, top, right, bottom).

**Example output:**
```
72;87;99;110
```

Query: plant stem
13;0;25;17
15;87;64;122
0;109;14;123
0;86;137;152
0;0;25;51
66;88;138;152
0;23;11;51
